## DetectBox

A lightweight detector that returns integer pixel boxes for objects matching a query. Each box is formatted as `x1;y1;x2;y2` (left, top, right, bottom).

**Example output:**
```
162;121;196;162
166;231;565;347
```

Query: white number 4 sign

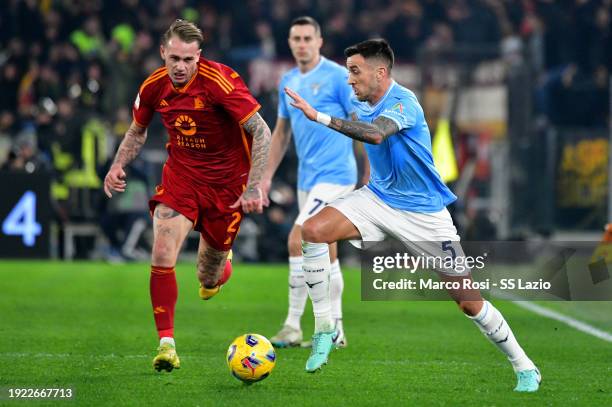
2;191;42;247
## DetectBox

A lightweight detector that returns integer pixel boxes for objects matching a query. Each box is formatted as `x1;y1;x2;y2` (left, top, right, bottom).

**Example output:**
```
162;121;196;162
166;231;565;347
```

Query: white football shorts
330;186;468;276
295;183;355;226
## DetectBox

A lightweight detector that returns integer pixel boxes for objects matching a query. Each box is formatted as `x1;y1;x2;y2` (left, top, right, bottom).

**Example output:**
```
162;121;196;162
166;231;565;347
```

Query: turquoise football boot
305;331;336;373
514;368;541;392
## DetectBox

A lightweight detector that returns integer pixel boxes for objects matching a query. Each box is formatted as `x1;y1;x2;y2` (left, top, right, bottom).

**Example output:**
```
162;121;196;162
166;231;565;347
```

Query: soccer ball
226;333;276;383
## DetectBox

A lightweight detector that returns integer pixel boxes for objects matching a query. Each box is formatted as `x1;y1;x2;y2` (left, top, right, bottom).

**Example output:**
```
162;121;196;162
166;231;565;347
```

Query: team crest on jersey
311;83;321;95
174;115;196;136
391;102;404;113
194;97;204;109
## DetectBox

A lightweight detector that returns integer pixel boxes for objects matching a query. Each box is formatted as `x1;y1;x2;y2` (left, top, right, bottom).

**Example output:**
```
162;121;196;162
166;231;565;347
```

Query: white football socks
160;337;175;347
302;241;333;333
330;259;344;323
284;256;307;330
468;301;536;372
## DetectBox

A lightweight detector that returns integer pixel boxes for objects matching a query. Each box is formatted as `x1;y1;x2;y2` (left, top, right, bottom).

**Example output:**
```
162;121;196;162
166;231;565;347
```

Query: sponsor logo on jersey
159;99;169;107
174;114;196;136
194;97;204;109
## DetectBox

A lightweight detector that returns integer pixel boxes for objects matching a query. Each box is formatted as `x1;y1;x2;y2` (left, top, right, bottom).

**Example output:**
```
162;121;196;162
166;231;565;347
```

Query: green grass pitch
0;261;610;406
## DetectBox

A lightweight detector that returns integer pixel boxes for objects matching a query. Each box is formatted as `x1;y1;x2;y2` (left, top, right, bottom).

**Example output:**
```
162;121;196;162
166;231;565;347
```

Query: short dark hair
162;19;204;47
344;39;394;70
290;16;321;36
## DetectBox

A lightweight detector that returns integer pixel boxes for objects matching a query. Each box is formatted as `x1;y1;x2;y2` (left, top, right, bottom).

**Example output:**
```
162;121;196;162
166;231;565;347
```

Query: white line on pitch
512;301;612;343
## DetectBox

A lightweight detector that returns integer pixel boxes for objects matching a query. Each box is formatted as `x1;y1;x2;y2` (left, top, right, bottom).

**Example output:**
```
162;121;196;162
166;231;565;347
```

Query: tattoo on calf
198;246;227;288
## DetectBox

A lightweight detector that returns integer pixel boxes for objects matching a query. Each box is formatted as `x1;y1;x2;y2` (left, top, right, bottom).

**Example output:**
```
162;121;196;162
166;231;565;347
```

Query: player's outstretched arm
231;112;272;213
285;87;398;145
103;120;148;198
262;117;292;200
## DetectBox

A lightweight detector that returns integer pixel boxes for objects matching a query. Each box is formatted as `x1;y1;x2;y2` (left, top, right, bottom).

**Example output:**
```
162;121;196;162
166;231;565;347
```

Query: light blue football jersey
278;57;357;191
353;81;457;212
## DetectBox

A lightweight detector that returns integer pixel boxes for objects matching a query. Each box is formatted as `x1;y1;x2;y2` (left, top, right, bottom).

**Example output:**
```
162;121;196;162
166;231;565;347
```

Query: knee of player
301;219;327;243
152;241;176;266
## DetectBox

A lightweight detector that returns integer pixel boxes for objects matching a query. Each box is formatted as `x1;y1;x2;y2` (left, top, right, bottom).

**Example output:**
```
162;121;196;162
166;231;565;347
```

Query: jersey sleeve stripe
199;70;232;94
199;65;234;91
239;127;252;164
238;104;261;125
139;69;168;93
141;70;167;88
198;68;234;93
144;67;165;81
141;69;167;88
150;66;166;76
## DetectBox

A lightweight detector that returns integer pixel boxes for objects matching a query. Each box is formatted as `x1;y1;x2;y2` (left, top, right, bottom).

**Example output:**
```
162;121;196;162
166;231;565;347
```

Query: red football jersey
133;57;261;187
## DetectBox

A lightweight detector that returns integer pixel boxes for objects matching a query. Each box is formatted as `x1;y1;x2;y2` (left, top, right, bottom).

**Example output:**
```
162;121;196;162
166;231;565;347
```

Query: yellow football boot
153;343;181;372
199;284;221;300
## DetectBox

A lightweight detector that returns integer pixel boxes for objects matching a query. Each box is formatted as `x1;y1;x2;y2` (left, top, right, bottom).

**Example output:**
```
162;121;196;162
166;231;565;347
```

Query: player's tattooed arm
113;121;148;167
328;116;399;145
103;120;148;198
242;112;272;195
284;87;397;144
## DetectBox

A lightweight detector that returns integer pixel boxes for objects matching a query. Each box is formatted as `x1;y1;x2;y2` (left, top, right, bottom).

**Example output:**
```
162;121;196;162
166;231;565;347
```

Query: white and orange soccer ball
226;333;276;383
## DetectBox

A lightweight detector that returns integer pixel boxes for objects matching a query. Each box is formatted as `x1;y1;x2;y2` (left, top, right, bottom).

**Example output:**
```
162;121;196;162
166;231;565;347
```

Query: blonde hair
162;19;203;46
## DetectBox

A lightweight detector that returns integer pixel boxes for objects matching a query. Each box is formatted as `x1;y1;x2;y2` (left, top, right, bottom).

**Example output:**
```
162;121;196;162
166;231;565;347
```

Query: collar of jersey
173;70;197;93
299;56;326;78
367;80;396;109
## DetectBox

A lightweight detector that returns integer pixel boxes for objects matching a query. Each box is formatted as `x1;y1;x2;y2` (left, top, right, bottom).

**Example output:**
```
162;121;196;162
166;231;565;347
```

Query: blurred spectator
255;182;297;261
70;16;106;58
0;112;17;167
2;129;51;174
447;0;501;46
385;0;428;61
0;62;20;113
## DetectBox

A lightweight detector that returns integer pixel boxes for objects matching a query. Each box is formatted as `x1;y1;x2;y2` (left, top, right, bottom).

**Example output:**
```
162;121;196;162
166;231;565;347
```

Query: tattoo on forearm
242;113;271;193
113;122;148;167
198;246;227;288
154;206;180;219
329;116;399;144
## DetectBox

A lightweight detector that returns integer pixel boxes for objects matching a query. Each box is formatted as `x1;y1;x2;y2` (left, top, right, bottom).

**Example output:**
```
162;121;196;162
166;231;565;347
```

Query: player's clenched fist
231;186;266;214
103;163;127;198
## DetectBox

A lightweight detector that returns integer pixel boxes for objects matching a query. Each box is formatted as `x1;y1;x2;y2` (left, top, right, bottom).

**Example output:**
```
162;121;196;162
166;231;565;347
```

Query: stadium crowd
0;0;610;260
